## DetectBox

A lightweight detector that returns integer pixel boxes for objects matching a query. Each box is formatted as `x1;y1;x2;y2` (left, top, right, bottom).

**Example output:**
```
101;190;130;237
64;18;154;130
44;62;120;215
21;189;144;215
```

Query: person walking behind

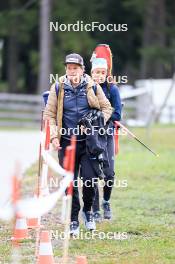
91;56;122;221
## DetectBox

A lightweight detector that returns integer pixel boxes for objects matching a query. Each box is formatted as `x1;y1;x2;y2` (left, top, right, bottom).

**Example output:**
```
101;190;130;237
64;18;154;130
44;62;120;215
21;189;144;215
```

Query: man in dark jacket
44;53;112;235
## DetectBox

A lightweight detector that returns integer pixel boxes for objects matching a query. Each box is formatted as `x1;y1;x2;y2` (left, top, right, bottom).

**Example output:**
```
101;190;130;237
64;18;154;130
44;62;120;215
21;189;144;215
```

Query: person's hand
80;125;85;132
52;138;62;151
80;125;87;134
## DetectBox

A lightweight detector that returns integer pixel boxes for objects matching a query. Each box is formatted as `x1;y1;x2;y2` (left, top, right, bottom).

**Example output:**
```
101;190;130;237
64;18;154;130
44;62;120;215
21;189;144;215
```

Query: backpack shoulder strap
55;81;64;97
107;83;111;99
92;85;97;95
55;82;59;97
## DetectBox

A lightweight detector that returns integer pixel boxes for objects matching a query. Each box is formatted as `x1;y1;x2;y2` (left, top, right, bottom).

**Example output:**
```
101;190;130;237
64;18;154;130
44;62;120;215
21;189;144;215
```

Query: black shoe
102;201;112;220
70;221;79;236
93;211;102;223
82;211;96;230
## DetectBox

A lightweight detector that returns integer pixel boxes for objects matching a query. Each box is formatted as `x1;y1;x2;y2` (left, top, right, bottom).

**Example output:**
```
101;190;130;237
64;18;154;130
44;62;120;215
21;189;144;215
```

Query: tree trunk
38;0;52;94
140;0;166;79
7;0;19;93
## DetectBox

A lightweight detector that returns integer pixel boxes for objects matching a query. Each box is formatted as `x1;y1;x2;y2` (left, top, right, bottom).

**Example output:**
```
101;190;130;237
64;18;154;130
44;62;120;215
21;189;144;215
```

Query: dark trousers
58;137;97;222
93;135;115;211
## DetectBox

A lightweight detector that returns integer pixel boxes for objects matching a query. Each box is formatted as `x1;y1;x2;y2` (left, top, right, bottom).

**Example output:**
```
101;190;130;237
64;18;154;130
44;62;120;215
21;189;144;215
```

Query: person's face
91;68;107;84
66;64;84;85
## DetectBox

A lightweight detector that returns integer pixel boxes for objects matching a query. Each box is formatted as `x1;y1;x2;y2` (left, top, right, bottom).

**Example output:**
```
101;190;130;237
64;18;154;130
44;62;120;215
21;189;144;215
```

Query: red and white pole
40;119;50;196
114;124;120;155
62;136;76;264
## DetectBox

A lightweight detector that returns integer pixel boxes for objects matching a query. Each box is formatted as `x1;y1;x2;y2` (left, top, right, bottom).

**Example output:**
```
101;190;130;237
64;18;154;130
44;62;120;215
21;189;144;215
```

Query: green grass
0;125;175;263
0;126;39;131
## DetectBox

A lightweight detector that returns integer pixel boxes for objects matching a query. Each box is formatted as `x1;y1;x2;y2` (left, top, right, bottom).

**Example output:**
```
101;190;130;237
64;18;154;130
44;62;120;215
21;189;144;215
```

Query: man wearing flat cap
44;53;112;236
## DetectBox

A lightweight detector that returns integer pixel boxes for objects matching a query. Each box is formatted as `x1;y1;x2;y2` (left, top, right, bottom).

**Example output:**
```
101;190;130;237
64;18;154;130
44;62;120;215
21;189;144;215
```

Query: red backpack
90;44;113;76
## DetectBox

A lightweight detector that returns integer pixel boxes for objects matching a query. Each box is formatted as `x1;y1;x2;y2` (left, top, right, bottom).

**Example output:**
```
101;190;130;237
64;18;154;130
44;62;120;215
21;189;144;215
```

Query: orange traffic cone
27;189;42;229
37;230;57;264
76;256;88;264
11;216;30;241
27;217;41;229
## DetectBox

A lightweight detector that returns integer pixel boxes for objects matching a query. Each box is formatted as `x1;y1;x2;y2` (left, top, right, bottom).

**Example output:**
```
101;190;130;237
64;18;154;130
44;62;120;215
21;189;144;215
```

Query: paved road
0;130;40;205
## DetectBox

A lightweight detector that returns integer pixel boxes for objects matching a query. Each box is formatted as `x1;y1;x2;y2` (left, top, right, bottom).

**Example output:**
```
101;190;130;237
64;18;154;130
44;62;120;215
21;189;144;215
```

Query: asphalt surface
0;130;40;206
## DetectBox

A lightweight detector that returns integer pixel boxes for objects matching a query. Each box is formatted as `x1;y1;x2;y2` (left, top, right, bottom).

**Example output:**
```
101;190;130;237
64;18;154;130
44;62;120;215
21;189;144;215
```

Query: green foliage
0;0;174;92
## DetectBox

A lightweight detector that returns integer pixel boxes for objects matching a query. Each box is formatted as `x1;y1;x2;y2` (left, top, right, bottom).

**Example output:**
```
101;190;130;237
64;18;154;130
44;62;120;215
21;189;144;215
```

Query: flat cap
65;53;84;66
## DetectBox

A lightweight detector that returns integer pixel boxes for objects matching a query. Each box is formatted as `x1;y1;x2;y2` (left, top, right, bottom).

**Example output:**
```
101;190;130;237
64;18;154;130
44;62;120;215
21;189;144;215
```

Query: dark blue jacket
101;81;122;122
62;77;91;134
43;76;91;137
